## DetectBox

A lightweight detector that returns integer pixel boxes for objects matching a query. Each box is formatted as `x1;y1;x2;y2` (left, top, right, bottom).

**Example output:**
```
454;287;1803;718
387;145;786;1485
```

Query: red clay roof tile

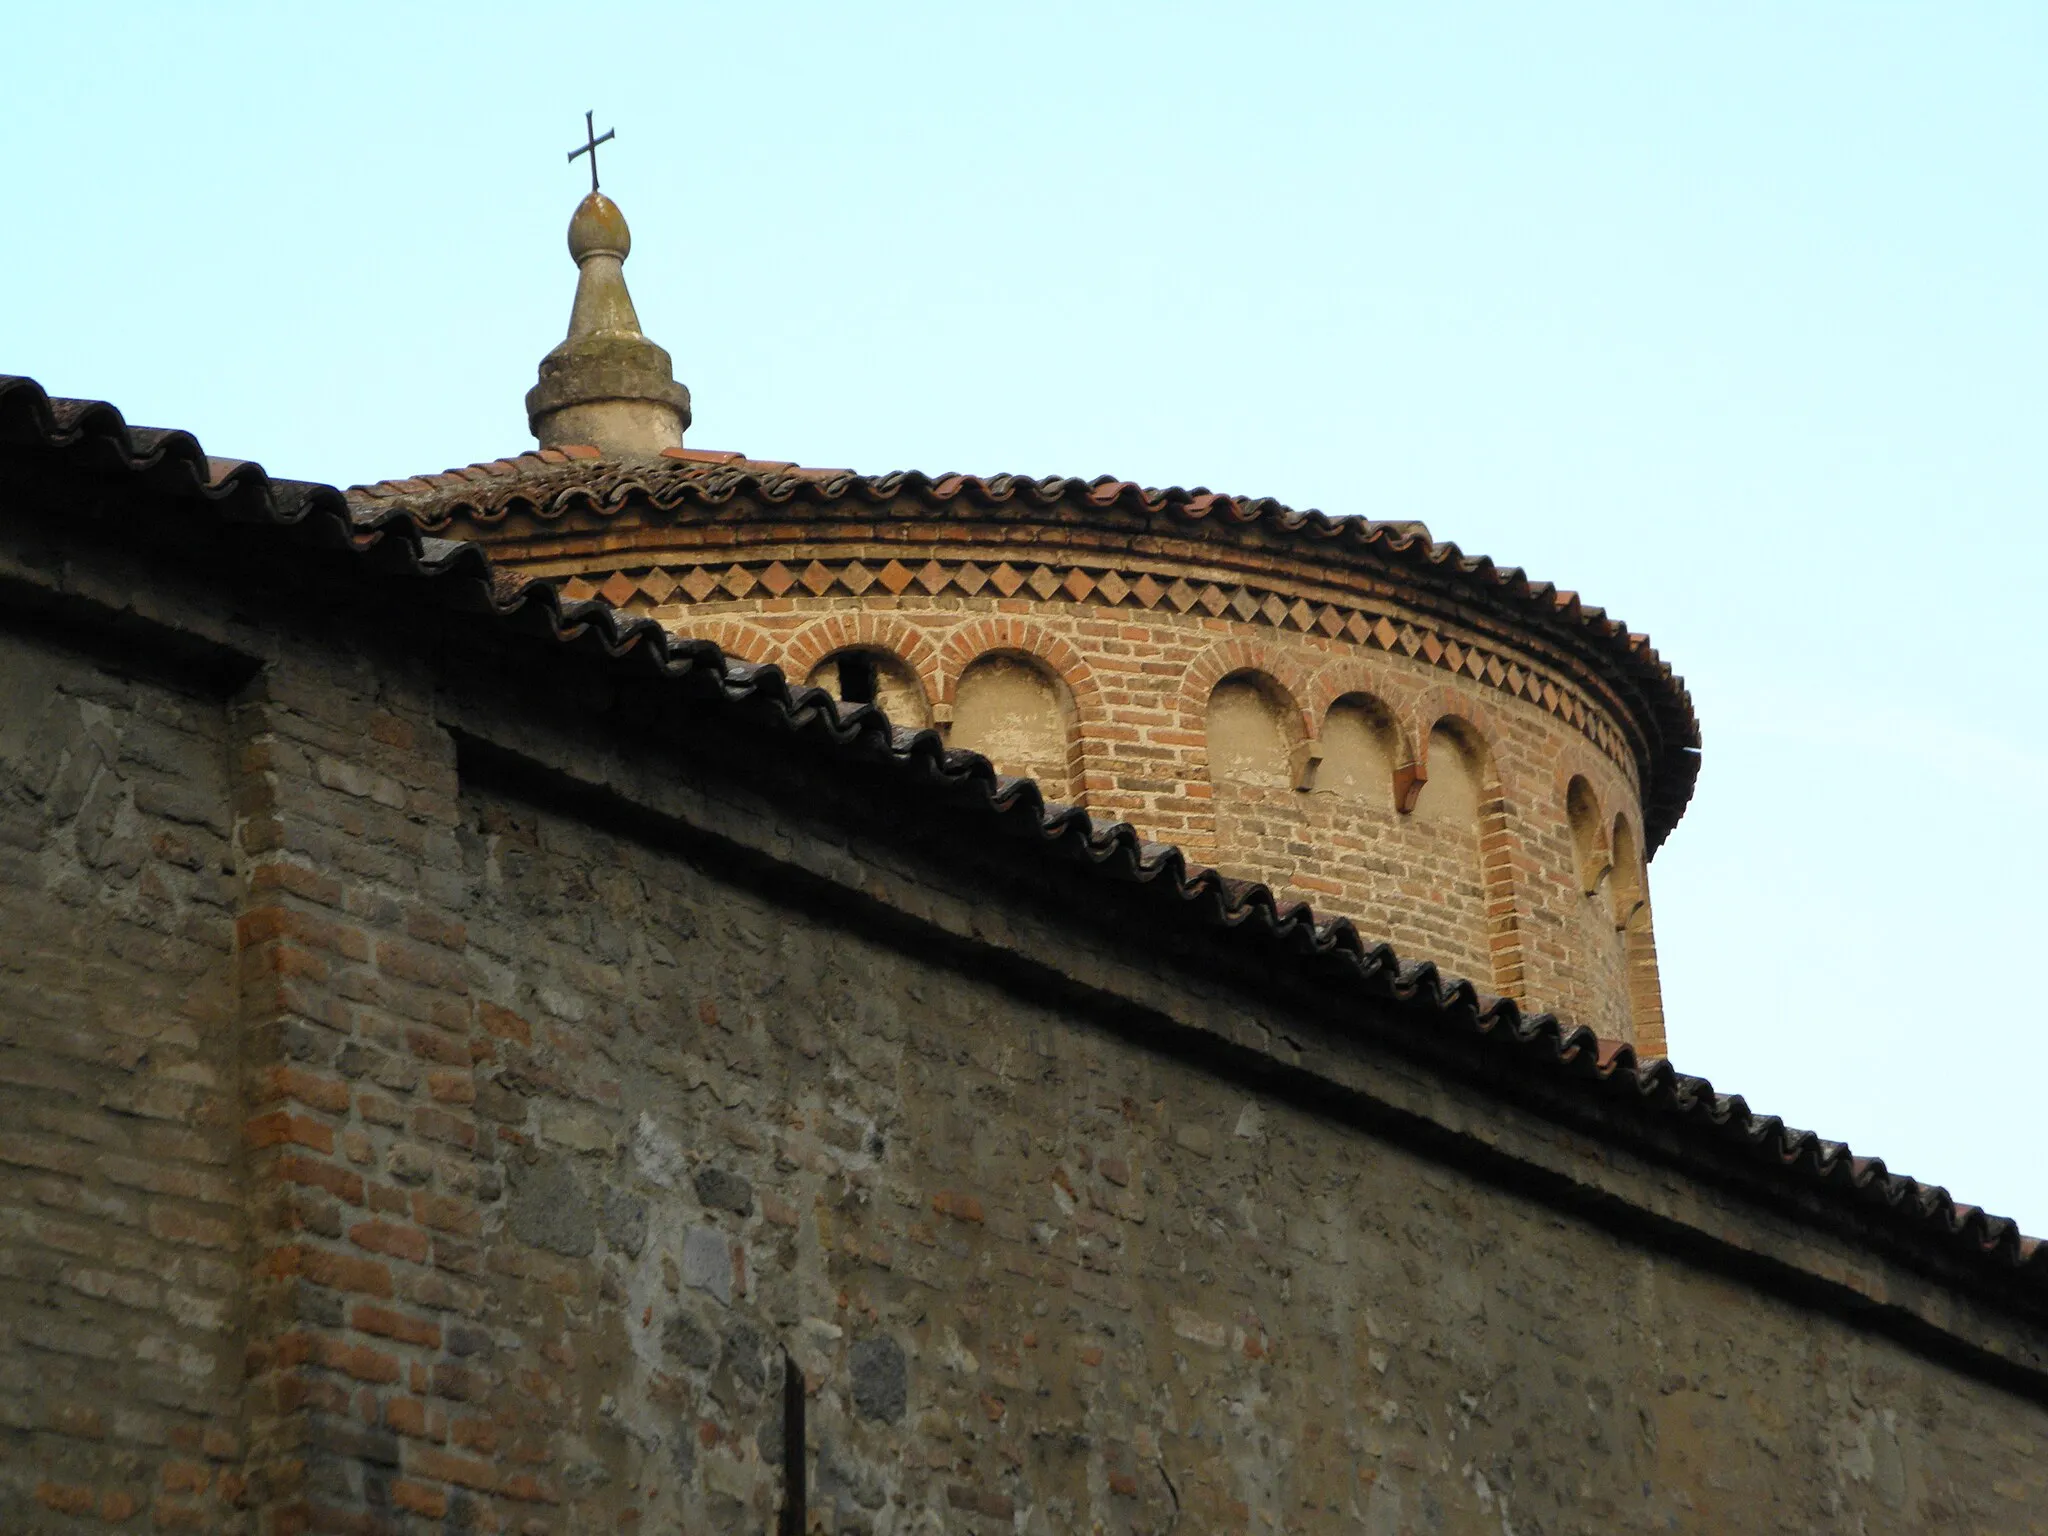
9;376;1996;1316
344;446;1700;850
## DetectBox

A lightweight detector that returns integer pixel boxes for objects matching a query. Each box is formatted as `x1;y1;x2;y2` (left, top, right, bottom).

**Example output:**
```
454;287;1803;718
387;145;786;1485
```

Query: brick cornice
541;551;1644;789
352;466;1698;851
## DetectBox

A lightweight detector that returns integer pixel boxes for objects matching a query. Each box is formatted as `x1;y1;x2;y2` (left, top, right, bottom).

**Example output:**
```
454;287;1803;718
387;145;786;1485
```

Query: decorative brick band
559;556;1638;782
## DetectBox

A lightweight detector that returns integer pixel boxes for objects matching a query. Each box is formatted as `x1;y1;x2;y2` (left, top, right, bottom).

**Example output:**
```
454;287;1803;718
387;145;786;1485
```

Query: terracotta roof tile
660;446;746;464
345;447;1700;851
4;374;2018;1317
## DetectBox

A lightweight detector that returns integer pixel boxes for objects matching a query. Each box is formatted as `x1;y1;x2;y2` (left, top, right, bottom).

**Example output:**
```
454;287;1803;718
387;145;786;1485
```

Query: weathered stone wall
451;774;2048;1535
1;522;2042;1535
474;506;1668;1051
0;627;247;1530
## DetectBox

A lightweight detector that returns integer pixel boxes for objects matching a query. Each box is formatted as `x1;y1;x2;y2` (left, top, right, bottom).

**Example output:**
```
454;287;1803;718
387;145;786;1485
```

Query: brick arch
1405;690;1528;1005
1387;689;1503;807
666;618;783;671
934;617;1108;808
1550;742;1623;809
932;618;1106;729
781;613;944;701
1172;641;1310;872
1305;658;1418;767
1609;813;1649;930
1560;768;1615;893
1177;639;1318;743
1406;689;1507;774
1553;749;1620;890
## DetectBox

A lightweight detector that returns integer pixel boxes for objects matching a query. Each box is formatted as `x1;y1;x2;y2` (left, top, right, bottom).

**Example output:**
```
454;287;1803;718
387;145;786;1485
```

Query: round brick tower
353;194;1698;1053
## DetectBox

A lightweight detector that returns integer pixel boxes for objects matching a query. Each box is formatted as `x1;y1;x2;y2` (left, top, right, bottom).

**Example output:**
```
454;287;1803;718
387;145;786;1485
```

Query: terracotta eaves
1;375;2029;1317
349;448;1701;852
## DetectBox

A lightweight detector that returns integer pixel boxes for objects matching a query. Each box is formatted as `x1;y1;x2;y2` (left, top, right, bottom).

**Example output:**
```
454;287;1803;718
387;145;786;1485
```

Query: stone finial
525;192;691;456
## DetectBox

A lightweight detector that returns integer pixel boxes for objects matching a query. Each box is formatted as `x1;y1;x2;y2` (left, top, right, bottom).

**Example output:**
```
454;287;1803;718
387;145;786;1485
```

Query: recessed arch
1393;693;1507;813
1412;718;1485;825
1314;692;1399;806
1305;660;1420;773
782;615;941;705
1203;667;1312;902
665;618;781;671
804;647;932;729
1178;640;1316;747
950;651;1081;802
1565;775;1610;895
933;618;1105;729
1610;815;1646;931
933;618;1105;806
1206;671;1304;791
1399;711;1527;1003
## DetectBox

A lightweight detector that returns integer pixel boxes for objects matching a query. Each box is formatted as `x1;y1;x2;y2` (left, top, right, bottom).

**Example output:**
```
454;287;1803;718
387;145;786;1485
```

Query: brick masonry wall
5;525;2040;1536
470;503;1670;1051
458;791;2046;1535
228;647;478;1536
607;590;1654;1049
0;629;247;1531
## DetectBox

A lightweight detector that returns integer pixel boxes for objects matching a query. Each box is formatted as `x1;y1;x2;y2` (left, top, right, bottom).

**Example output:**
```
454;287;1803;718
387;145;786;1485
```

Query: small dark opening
836;654;879;706
778;1350;806;1536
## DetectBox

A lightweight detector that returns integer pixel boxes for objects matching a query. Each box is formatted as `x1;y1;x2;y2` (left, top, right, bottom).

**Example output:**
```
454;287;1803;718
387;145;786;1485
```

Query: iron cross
568;111;615;194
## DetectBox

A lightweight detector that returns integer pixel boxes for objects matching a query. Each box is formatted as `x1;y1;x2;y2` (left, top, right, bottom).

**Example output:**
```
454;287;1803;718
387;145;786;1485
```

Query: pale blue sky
6;4;2045;1231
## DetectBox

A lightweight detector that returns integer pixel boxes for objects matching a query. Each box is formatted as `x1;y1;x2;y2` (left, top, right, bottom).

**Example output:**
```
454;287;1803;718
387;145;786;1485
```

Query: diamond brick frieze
534;553;1639;782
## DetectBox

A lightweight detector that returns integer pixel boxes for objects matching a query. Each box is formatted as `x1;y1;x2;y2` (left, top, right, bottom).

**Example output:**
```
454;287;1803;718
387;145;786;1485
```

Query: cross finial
567;110;615;194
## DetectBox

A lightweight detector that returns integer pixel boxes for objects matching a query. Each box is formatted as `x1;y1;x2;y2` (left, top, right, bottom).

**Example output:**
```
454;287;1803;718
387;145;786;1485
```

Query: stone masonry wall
0;627;247;1532
446;771;2048;1534
2;531;2040;1536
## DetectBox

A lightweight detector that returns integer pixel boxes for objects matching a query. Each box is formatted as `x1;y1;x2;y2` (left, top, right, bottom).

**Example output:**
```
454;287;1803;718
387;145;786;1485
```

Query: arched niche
806;648;932;730
1386;715;1514;996
1610;815;1647;931
1412;720;1483;824
950;653;1077;798
1206;673;1301;790
1565;775;1609;895
1315;693;1398;806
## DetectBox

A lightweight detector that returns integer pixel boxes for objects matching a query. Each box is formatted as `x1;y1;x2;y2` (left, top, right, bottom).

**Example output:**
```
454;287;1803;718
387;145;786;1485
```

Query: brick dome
351;450;1697;1053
